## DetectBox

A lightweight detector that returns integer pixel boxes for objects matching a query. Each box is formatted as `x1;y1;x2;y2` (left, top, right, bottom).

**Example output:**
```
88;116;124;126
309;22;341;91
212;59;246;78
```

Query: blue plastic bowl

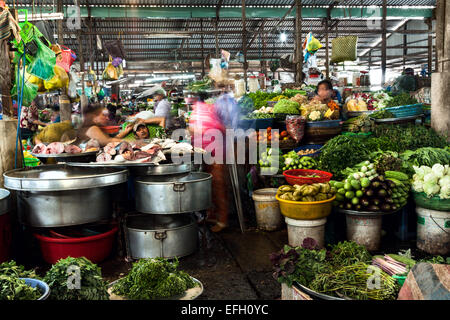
21;278;51;300
294;144;323;157
385;104;423;118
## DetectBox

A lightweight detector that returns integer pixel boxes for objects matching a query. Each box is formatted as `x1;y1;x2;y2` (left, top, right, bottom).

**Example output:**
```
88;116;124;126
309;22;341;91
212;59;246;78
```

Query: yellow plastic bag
307;35;323;53
44;65;69;91
26;70;46;93
102;57;118;80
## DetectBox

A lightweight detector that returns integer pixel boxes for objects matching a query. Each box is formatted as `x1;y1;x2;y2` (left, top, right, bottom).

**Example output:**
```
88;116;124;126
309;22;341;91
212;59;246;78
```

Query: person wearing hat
391;68;417;95
153;88;172;128
115;117;166;141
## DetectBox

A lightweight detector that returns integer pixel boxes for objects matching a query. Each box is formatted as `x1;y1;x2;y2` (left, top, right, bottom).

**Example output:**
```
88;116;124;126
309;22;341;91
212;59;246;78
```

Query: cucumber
334;182;345;189
344;182;352;191
385;171;409;181
338;188;346;195
336;193;345;202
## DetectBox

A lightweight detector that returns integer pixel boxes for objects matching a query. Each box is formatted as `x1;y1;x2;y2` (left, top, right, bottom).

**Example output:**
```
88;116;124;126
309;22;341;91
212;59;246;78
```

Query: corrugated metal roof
13;0;436;6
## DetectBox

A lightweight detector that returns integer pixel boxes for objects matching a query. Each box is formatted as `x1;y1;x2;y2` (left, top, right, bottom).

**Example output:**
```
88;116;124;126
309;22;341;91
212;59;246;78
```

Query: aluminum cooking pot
126;214;198;259
135;172;212;214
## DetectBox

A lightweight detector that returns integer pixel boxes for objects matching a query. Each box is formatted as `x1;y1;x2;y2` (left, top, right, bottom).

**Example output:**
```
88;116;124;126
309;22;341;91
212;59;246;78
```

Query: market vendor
76;103;123;147
313;79;339;104
390;68;417;95
153;89;172;128
115;117;166;141
19;99;48;140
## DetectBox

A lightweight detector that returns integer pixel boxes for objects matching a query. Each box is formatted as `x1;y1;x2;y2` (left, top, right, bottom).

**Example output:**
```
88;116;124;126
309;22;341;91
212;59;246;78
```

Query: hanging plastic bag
103;34;126;59
102;57;118;80
27;37;56;80
331;36;358;63
286;115;306;142
26;72;46;93
111;57;122;67
44;64;69;91
86;67;97;87
67;71;78;99
56;45;77;73
11;67;38;106
51;44;62;55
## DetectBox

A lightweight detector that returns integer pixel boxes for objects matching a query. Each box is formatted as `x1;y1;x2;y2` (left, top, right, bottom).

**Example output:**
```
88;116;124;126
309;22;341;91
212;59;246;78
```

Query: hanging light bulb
280;32;287;42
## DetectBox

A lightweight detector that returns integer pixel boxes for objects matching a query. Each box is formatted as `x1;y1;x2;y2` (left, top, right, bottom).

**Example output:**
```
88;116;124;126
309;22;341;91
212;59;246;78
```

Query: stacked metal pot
2;165;128;263
127;163;212;259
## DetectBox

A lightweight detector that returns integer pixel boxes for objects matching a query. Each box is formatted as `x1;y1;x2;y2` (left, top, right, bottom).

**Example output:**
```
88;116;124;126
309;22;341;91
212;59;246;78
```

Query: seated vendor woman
76;103;123;147
312;79;334;104
115;117;166;141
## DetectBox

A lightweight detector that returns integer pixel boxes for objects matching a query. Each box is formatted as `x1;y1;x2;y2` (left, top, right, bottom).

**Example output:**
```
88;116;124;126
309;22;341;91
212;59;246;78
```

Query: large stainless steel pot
135;172;212;214
126;214;198;259
3;164;128;191
3;165;128;227
0;189;10;216
17;188;112;227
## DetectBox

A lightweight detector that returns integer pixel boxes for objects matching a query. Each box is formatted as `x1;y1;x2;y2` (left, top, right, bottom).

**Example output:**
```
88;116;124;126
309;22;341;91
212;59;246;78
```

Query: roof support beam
381;0;387;84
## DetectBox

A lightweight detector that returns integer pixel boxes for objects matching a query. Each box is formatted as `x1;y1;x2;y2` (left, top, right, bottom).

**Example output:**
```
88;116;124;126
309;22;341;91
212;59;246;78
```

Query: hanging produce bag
286;115;306;142
111;57;122;67
102;57;118;80
11;67;38;106
86;67;97;87
56;45;77;73
27;37;56;80
26;71;46;93
103;36;126;59
44;64;69;91
51;44;62;55
67;71;79;99
330;36;358;63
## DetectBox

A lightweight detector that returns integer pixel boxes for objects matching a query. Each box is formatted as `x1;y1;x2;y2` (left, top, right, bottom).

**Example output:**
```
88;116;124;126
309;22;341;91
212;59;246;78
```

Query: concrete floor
99;225;287;300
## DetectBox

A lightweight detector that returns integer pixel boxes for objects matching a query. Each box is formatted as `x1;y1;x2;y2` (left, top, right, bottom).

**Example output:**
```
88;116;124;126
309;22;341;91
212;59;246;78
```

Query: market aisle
99;226;286;300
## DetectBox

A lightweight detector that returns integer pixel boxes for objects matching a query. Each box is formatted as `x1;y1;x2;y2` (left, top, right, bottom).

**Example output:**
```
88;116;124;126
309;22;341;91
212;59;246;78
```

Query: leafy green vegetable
309;262;398;300
112;258;196;300
43;257;109;300
370;109;395;119
401;147;450;168
0;275;41;300
373;124;449;152
0;261;39;279
385;93;418;108
186;77;213;92
318;136;387;179
272;99;300;115
270;243;330;288
247;91;279;110
328;241;372;267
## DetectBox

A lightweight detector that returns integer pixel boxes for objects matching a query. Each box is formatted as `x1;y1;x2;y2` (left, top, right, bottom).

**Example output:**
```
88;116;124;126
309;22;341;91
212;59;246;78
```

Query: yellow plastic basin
275;194;335;220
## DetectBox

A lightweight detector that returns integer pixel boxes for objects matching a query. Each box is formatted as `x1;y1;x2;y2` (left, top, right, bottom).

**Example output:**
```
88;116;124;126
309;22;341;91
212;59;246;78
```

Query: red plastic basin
0;213;11;263
34;225;118;264
283;169;333;185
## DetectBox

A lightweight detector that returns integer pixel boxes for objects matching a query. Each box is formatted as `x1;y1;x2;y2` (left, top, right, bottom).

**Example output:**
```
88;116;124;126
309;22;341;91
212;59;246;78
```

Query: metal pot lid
127;214;194;230
135;172;211;185
0;189;10;216
128;162;193;176
3;164;128;191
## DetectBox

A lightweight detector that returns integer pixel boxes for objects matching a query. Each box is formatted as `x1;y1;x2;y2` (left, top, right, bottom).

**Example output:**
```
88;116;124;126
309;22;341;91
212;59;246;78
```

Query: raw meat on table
45;142;65;154
96;153;112;162
64;144;82;154
32;143;47;154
